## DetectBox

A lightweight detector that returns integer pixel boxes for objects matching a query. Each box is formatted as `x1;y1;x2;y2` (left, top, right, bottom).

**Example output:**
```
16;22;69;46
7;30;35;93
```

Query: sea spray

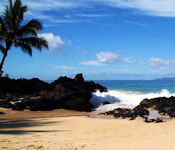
91;89;175;112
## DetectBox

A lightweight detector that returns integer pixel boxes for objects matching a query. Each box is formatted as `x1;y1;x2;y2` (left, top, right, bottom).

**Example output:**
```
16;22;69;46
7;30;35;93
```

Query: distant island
154;77;175;81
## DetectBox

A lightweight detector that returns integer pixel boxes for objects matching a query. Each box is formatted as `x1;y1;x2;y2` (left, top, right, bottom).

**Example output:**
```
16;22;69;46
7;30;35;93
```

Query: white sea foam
91;89;175;112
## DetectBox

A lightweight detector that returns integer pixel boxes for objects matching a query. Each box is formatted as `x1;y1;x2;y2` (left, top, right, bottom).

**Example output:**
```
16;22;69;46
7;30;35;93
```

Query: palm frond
18;27;38;37
15;41;32;56
0;16;7;35
4;5;12;32
4;0;27;33
18;19;42;37
9;0;13;10
0;0;49;58
23;19;42;31
17;37;48;51
13;0;27;27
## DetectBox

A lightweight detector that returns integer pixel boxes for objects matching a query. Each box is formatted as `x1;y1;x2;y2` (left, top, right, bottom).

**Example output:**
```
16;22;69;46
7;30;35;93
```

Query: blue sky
1;0;175;80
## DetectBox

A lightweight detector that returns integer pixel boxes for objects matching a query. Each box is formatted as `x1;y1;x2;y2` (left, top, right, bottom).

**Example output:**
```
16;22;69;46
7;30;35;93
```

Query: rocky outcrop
0;77;50;95
51;73;107;93
102;96;175;123
139;96;175;118
0;74;107;112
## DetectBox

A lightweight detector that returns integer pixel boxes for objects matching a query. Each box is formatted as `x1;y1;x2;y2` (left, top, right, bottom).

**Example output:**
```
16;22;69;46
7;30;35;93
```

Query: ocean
91;80;175;112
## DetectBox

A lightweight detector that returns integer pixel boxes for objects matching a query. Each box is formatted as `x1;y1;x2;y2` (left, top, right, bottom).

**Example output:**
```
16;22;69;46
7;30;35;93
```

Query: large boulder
51;74;107;93
27;90;93;112
0;74;107;112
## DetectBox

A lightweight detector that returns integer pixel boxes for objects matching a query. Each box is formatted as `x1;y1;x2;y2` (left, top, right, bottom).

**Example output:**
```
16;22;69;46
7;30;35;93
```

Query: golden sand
0;108;175;150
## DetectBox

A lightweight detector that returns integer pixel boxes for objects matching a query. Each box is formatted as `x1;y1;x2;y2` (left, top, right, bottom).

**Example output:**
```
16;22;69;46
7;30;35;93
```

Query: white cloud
2;0;175;18
53;65;75;70
39;33;64;53
149;58;175;68
124;56;144;64
22;0;175;18
81;51;120;66
96;51;120;64
100;0;175;17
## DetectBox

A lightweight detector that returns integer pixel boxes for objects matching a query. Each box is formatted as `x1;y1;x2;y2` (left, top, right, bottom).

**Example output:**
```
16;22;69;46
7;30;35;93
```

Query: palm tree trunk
0;52;7;77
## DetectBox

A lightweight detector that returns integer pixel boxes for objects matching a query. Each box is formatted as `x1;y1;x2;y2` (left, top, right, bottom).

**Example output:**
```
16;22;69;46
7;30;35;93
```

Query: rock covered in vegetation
0;73;107;112
102;96;175;122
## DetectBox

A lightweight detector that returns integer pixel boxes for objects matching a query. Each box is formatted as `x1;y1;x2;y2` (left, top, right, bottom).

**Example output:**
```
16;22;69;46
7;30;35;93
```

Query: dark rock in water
102;96;175;123
100;101;111;105
0;74;107;112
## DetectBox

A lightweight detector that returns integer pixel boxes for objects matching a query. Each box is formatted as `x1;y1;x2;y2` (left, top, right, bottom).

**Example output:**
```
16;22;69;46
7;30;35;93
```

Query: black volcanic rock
51;73;107;93
0;77;50;95
74;73;84;83
102;96;175;122
0;74;107;112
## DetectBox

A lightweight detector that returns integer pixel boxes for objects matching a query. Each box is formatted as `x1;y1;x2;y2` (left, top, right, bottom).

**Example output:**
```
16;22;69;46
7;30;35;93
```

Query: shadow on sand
0;119;66;135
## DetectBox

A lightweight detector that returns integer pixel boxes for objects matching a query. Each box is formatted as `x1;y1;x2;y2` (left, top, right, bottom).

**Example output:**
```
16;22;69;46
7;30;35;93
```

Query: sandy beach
1;108;175;150
1;0;175;150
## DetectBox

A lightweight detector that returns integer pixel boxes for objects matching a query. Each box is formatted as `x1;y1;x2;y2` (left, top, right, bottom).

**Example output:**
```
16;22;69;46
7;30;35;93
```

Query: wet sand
1;108;175;150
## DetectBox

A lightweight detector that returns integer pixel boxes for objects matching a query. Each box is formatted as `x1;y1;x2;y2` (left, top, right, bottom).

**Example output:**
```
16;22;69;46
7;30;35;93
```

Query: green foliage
0;0;48;56
0;0;48;75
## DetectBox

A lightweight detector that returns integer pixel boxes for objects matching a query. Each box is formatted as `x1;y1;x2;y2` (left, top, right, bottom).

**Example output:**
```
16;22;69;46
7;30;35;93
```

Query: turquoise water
46;79;175;110
91;80;175;111
95;80;175;93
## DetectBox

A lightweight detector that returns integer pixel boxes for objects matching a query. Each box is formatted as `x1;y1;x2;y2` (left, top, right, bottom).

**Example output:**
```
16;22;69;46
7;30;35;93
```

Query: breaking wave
91;89;175;112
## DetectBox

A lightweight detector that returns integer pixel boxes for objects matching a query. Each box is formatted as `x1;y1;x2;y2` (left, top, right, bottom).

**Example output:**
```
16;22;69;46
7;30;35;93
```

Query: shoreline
1;109;175;150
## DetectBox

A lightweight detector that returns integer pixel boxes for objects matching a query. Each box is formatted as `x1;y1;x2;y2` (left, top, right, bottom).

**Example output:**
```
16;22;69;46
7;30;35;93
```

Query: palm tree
0;0;48;76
